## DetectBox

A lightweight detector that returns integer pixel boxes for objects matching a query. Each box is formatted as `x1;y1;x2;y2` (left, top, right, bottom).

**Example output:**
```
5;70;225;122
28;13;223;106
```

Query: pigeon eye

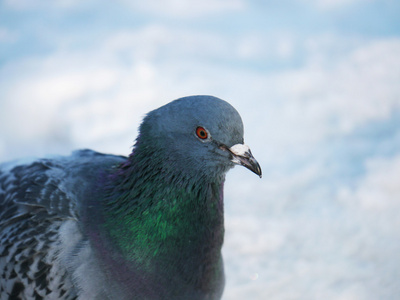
196;127;208;140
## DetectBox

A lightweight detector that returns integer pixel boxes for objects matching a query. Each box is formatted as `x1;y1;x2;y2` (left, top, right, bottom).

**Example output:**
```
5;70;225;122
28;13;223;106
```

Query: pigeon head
135;95;261;180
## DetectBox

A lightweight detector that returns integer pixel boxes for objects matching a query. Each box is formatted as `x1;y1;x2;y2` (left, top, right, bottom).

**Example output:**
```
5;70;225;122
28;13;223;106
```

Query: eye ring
196;126;209;140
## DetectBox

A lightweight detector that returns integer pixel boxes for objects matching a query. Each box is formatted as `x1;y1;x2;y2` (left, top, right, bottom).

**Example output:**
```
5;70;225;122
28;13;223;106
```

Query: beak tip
254;165;262;178
239;156;262;178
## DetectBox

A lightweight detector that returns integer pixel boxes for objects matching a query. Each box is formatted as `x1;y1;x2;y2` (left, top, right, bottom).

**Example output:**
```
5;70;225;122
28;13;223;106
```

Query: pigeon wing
0;150;125;299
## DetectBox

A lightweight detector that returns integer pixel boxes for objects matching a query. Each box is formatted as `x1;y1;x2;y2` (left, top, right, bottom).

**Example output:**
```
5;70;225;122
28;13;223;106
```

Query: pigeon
0;95;261;300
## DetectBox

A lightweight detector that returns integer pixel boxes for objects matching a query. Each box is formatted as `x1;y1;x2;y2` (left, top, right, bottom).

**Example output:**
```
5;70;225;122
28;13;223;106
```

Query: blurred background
1;0;400;299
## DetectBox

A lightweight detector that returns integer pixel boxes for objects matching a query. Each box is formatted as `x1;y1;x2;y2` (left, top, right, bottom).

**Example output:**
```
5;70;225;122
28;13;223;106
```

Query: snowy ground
1;1;400;299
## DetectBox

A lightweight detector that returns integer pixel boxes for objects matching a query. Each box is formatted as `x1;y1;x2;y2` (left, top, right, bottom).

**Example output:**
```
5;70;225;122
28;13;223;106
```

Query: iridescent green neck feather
101;139;225;280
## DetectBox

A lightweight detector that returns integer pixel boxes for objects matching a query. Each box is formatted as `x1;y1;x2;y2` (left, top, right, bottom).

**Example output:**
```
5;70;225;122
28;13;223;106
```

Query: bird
0;95;261;300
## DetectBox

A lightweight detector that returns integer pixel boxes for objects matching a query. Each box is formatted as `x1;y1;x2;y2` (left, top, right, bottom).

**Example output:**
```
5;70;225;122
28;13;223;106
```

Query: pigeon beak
224;144;262;178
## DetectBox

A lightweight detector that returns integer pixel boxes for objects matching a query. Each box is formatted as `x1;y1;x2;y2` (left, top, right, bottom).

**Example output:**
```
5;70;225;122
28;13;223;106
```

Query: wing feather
0;150;125;299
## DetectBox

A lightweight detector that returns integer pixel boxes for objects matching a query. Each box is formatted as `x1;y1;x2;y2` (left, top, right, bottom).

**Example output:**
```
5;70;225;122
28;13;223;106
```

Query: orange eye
196;126;208;139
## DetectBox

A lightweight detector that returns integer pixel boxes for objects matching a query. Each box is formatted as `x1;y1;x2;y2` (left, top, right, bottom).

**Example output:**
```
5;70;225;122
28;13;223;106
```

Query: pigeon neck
96;149;225;295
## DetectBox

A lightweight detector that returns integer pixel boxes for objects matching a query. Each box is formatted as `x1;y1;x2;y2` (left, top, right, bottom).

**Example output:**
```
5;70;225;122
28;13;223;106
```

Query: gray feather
0;150;124;299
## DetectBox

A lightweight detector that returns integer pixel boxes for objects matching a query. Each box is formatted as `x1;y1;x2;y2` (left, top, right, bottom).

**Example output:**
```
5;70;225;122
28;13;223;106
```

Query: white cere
229;144;250;157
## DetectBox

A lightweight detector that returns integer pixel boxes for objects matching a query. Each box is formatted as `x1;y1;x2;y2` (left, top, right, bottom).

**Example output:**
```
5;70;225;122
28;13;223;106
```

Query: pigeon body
0;95;261;300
